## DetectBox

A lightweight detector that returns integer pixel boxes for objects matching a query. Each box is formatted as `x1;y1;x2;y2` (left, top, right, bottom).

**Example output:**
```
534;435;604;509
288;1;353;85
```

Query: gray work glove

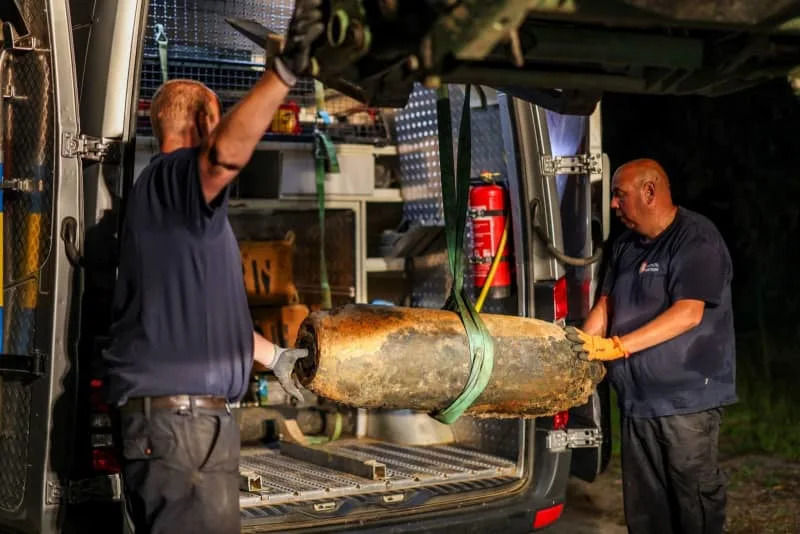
563;326;591;362
273;0;324;86
272;347;309;404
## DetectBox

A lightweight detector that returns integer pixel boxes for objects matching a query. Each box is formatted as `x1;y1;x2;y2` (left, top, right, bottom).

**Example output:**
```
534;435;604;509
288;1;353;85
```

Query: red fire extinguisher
468;176;513;301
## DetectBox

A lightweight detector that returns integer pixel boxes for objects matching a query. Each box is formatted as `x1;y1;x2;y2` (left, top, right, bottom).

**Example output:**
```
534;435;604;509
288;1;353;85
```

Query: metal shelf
254;140;397;157
227;197;362;212
369;188;403;202
133;135;396;157
229;193;404;305
277;188;402;204
365;257;405;273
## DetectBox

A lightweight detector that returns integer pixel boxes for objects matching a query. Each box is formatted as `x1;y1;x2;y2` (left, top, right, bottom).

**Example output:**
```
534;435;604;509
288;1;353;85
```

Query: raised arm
197;0;323;203
198;73;290;203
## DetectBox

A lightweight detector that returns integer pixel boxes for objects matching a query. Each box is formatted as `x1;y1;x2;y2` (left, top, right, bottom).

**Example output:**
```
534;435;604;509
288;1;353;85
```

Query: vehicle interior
0;2;608;532
2;0;797;532
118;3;608;529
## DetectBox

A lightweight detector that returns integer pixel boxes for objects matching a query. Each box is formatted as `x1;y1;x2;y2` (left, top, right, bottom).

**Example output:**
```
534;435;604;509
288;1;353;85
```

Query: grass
599;347;800;534
718;369;800;462
605;354;800;462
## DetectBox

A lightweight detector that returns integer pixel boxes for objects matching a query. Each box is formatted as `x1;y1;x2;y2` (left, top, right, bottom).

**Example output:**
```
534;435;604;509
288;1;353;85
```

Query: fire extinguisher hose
475;217;509;313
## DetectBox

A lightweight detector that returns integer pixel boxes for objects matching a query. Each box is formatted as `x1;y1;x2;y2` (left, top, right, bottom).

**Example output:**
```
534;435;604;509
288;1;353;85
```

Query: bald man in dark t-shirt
103;2;324;532
566;159;736;534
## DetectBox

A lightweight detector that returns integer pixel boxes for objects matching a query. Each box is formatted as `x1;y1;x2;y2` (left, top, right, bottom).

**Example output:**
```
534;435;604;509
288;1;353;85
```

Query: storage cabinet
133;136;407;306
227;141;405;307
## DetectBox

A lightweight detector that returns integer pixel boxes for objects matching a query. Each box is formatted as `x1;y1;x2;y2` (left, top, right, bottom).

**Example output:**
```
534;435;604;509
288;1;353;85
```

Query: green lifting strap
432;85;495;425
314;130;338;310
154;24;168;84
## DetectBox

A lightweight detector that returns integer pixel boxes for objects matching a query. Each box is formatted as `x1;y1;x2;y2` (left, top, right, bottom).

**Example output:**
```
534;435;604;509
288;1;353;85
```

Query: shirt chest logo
639;261;661;274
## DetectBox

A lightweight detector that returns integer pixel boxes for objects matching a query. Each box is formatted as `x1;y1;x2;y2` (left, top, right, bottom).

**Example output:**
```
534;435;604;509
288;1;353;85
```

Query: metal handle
60;216;82;267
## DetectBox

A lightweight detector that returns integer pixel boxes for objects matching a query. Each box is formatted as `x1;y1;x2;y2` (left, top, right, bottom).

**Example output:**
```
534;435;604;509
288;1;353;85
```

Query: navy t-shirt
602;207;738;418
103;147;254;405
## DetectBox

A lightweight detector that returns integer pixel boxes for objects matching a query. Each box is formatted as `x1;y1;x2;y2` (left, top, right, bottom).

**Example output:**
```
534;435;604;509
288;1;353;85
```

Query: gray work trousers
119;401;241;534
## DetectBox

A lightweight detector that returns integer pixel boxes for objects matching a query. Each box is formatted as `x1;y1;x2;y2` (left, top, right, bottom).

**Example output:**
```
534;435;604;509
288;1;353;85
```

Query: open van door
0;1;83;532
549;103;612;482
498;93;611;483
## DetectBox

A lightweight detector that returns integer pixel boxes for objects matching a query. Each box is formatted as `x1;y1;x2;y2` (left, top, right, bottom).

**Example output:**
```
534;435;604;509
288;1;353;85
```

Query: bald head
610;158;677;238
149;79;221;150
614;158;671;193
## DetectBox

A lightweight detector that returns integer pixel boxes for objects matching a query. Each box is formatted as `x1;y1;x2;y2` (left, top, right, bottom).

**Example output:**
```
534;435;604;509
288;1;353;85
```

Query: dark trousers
621;408;727;534
118;401;241;534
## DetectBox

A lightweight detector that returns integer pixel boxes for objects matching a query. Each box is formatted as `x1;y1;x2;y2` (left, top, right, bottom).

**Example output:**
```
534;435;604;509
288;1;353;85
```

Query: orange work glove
564;326;630;362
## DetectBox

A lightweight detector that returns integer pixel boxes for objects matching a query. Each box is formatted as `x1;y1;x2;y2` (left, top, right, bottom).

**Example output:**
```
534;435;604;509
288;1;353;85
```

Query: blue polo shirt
103;147;254;405
602;207;737;418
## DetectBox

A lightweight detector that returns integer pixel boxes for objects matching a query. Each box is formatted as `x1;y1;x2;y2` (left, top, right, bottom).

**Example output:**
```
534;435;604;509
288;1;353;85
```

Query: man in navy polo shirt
103;1;324;532
566;158;737;534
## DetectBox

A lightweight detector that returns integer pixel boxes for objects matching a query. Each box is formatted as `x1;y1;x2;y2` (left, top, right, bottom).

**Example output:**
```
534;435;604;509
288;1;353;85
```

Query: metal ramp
238;440;519;507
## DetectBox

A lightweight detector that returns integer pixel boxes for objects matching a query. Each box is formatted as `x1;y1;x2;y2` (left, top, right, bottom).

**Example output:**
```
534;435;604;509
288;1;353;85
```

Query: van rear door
498;93;611;482
0;1;82;532
544;103;612;481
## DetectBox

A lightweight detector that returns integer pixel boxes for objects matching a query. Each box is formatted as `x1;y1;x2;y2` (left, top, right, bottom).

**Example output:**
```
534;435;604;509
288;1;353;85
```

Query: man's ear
196;108;210;139
643;181;656;205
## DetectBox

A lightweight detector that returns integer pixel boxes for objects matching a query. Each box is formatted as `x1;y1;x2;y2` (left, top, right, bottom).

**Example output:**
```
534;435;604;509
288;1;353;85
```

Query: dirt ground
548;454;800;534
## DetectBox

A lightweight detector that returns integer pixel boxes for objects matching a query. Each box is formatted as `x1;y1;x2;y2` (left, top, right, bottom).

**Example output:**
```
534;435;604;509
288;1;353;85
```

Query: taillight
88;379;120;474
89;379;109;413
534;277;569;323
581;278;592;313
552;410;569;430
533;503;564;529
92;448;120;473
554;276;568;322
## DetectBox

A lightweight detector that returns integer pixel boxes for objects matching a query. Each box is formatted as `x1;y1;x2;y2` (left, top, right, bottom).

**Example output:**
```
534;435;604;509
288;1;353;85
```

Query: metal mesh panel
396;84;507;226
448;86;506;178
138;0;314;136
0;1;54;511
5;52;54;281
409;251;450;309
0;376;32;513
146;0;294;57
17;0;49;41
450;417;523;462
138;0;389;142
396;84;444;226
0;282;37;512
399;85;514;312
